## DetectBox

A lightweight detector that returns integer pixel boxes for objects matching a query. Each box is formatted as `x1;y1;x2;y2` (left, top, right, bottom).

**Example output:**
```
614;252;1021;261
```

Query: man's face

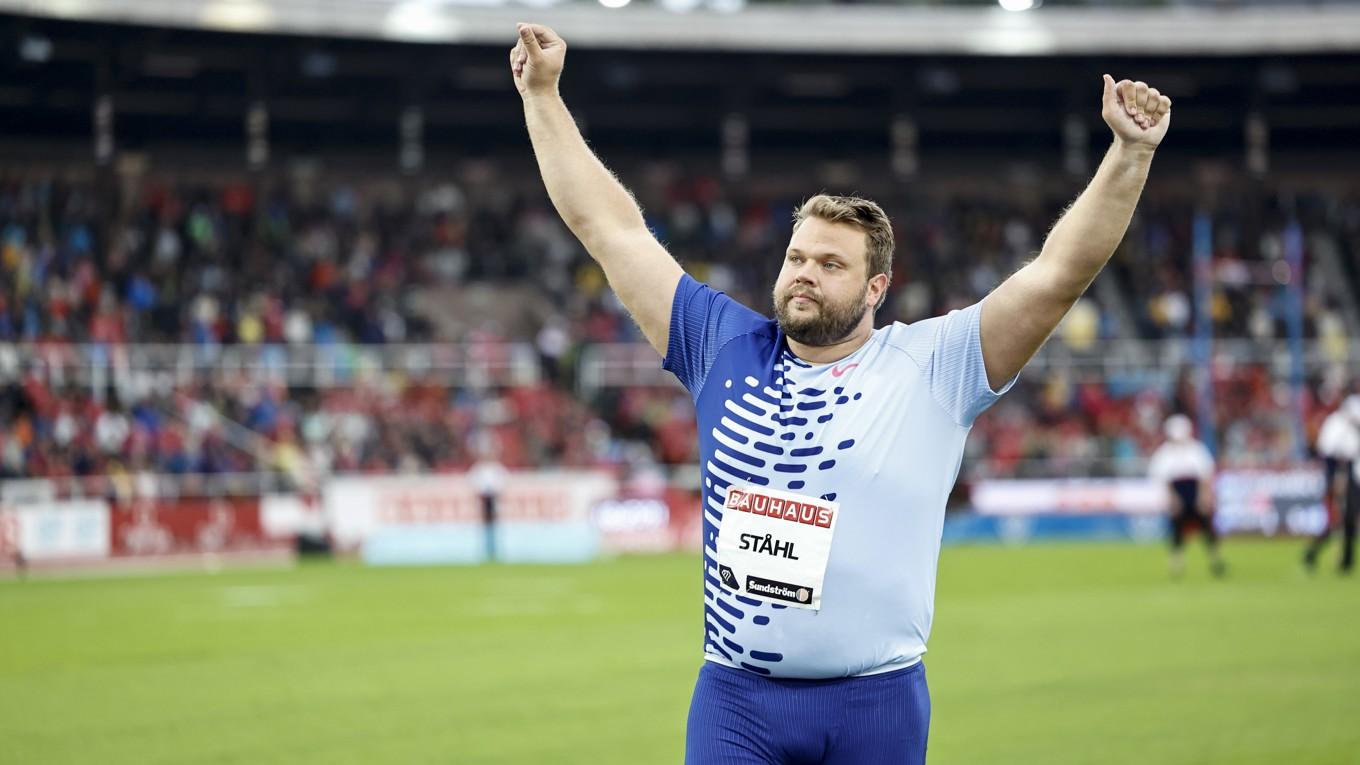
772;217;877;347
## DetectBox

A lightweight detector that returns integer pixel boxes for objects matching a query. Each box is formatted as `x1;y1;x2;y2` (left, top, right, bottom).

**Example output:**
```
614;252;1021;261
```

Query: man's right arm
512;23;684;357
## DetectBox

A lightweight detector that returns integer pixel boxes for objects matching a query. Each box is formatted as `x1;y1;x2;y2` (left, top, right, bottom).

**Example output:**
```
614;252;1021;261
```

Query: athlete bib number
715;486;840;611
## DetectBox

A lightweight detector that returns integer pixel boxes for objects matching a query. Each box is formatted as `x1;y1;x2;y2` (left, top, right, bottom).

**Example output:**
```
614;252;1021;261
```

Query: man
1148;414;1225;578
511;22;1172;764
1303;394;1360;574
469;439;509;563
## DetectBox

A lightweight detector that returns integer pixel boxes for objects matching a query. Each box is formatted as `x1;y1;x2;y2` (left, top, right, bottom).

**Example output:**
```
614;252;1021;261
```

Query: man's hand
510;23;566;99
1102;74;1172;149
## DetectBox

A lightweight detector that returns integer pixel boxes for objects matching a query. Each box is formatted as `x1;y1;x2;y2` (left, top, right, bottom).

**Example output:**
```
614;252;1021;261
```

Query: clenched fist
510;23;566;98
1102;74;1172;149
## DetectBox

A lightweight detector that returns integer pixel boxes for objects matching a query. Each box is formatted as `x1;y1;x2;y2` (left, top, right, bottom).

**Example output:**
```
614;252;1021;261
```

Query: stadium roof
4;0;1360;55
1;11;1357;167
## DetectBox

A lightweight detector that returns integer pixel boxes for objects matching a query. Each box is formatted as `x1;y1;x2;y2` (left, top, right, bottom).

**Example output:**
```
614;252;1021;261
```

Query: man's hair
791;194;894;308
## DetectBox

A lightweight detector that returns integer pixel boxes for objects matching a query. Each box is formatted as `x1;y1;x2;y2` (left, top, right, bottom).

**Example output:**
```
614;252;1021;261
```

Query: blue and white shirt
663;275;1014;679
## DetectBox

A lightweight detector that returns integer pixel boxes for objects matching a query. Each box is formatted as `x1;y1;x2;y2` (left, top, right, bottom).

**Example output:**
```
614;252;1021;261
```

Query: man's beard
773;281;869;347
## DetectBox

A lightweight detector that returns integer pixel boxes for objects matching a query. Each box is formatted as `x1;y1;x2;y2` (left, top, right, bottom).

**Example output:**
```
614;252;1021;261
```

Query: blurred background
0;1;1357;763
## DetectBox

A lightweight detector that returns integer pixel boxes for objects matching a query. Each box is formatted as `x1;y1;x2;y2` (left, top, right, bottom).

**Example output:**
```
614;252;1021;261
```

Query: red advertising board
109;497;272;557
665;487;702;552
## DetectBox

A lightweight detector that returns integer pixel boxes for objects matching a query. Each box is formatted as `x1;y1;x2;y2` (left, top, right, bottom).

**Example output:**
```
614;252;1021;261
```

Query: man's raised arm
979;75;1172;390
511;23;684;356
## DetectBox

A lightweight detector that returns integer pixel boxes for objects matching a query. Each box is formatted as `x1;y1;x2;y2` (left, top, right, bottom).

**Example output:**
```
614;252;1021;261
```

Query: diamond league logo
719;564;740;591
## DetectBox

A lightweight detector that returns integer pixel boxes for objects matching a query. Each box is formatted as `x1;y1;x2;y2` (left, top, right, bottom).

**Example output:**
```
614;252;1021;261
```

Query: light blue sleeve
928;299;1017;426
661;274;769;401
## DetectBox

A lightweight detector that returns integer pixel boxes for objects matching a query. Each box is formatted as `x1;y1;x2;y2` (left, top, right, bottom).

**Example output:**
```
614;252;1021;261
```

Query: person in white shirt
1148;414;1225;578
469;439;509;563
1303;394;1360;574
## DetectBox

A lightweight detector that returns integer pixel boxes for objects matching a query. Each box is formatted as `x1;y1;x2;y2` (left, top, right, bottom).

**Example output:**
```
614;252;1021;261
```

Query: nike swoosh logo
831;363;859;377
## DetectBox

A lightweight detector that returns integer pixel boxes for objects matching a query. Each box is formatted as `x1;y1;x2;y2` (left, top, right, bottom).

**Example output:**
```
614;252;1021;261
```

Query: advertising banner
593;485;702;554
973;469;1329;535
593;497;672;554
0;501;110;561
943;512;1168;546
261;494;326;539
324;471;617;565
665;487;703;552
1213;469;1328;537
109;497;269;556
972;478;1169;516
325;475;481;550
953;468;1329;543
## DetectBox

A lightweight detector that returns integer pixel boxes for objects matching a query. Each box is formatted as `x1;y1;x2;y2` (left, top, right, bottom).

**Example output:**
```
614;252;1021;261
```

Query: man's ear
867;273;890;308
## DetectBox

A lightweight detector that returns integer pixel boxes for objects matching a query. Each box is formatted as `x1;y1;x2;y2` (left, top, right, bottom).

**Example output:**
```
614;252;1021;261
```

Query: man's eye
823;262;839;270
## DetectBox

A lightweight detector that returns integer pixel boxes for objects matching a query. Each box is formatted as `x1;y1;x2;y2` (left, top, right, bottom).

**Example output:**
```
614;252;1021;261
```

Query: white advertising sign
323;471;617;549
972;478;1170;516
1;501;111;560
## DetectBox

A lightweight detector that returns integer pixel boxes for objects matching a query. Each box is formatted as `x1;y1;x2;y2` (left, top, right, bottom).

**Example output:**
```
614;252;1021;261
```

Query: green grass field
2;540;1358;764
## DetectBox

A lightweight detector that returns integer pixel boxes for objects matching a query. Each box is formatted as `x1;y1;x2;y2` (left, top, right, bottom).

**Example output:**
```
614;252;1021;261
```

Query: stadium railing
1;471;289;504
0;342;542;389
576;337;1360;392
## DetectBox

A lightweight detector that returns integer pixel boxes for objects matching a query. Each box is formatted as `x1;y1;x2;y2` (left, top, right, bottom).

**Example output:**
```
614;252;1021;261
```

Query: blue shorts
685;660;930;765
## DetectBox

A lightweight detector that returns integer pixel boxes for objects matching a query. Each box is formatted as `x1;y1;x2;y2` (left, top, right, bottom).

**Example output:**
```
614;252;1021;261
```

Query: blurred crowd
969;363;1354;480
0;370;660;496
1114;190;1357;348
1;171;1356;493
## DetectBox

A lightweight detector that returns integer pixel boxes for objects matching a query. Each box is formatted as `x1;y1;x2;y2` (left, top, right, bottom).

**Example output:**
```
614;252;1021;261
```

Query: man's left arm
980;75;1172;390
